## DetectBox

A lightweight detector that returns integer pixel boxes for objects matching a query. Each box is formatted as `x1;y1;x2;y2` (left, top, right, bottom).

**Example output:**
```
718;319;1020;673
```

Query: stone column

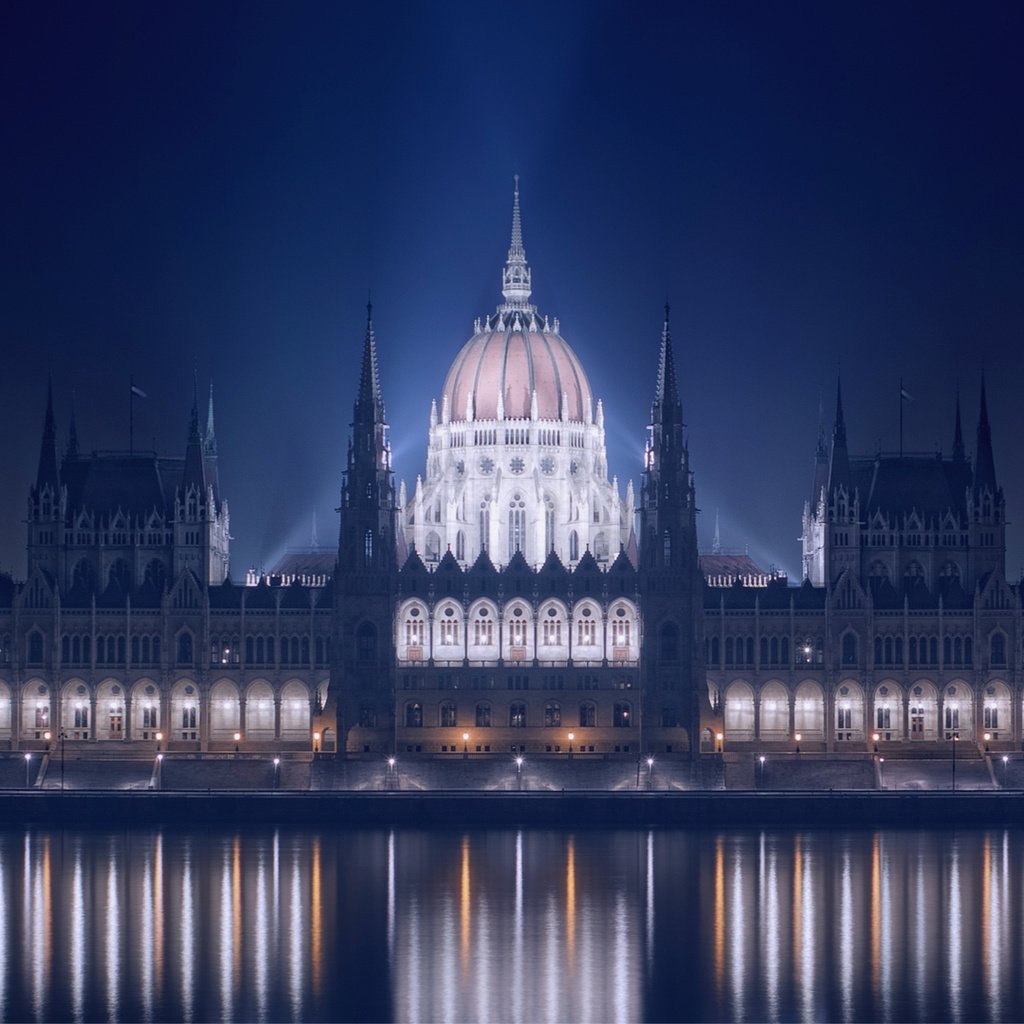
825;686;835;753
902;693;910;741
88;692;97;742
753;696;761;742
124;691;133;742
274;696;282;742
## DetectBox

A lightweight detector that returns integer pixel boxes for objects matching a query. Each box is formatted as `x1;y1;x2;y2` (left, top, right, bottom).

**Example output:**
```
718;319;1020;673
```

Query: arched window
508;494;526;559
440;701;457;728
405;607;425;647
991;633;1006;667
473;608;494;646
456;530;465;562
544;500;555;555
576;607;597;646
479;501;490;551
569;530;579;562
841;633;858;666
544;702;561;727
364;530;374;567
475;703;491;728
613;701;632;727
509;702;527;728
579;702;596;727
356;622;377;664
425;532;440;563
177;632;193;666
660;623;679;661
405;703;423;727
725;637;735;665
663;530;672;566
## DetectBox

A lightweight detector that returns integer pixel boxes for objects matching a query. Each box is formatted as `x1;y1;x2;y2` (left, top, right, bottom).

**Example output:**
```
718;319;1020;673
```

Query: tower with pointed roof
328;304;399;750
26;380;65;579
968;377;1005;584
638;306;706;756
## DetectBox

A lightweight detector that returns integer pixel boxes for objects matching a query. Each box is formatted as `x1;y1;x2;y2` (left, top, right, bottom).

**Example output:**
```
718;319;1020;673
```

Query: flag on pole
900;387;914;402
130;384;148;399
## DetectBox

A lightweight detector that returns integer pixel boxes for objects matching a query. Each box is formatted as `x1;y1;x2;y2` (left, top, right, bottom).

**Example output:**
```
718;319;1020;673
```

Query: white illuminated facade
402;180;632;570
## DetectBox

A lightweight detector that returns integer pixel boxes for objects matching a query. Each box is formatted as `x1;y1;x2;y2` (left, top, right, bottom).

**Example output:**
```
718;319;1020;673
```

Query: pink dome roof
442;326;593;423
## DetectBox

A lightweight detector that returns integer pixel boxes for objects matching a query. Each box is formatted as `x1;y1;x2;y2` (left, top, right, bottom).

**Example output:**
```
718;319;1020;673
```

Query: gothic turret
500;175;533;311
826;378;852;499
638;306;705;760
202;384;220;506
34;380;60;496
973;377;997;497
952;389;965;463
331;304;399;756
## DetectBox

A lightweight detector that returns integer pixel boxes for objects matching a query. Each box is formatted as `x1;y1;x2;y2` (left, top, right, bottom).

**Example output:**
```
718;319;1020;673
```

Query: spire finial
655;306;680;408
501;177;533;311
952;385;965;461
712;509;722;555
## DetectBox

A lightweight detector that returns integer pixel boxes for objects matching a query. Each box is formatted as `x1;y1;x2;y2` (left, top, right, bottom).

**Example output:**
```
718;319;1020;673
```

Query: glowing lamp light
387;757;396;768
155;732;163;741
273;757;281;766
233;732;241;742
872;733;880;742
313;731;321;742
515;756;524;767
43;731;51;741
716;732;724;742
794;733;802;742
157;753;164;761
984;732;992;742
759;755;766;764
462;732;469;742
24;753;31;762
568;732;575;742
646;757;654;768
1002;756;1009;764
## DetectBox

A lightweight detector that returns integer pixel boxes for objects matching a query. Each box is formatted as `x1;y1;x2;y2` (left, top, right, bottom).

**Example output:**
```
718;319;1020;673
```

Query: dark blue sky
3;2;1022;579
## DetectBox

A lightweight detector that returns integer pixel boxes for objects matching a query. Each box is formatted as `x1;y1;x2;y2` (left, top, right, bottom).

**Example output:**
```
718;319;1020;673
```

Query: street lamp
313;730;321;754
568;731;574;760
233;731;241;755
646;756;654;787
872;732;880;754
155;730;162;753
273;756;281;790
716;731;724;754
984;732;992;753
59;730;67;790
24;753;32;789
462;731;470;759
515;755;523;791
758;754;766;790
794;731;802;755
1002;754;1009;788
952;733;958;791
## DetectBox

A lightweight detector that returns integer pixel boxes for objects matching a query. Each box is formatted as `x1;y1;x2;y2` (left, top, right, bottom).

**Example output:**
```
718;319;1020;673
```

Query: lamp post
1002;754;1009;789
794;732;802;756
515;755;523;791
313;731;321;755
273;756;281;790
233;731;241;756
387;756;396;790
716;731;724;754
872;731;880;754
646;756;654;788
758;754;766;790
155;730;162;753
984;732;992;753
59;730;67;790
567;732;574;760
462;732;469;760
952;732;958;791
24;753;32;789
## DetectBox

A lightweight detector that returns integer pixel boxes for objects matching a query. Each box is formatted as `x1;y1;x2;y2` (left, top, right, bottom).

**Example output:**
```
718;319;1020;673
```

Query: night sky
3;2;1022;581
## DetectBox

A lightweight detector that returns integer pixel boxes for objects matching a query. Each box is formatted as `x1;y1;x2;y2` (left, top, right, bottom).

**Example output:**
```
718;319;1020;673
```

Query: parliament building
0;186;1017;762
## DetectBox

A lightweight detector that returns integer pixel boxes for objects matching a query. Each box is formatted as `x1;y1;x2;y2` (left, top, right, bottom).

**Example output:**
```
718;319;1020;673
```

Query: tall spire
655;303;680;410
203;383;217;457
500;176;533;310
182;374;206;492
827;376;852;496
35;378;60;491
974;376;997;495
712;509;722;555
355;301;385;424
952;387;965;462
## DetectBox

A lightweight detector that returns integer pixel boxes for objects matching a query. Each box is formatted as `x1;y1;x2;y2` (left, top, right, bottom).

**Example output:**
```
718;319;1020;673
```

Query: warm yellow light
568;732;575;741
156;732;163;741
43;731;51;741
462;732;469;741
716;732;723;741
313;731;321;742
233;732;241;742
794;732;802;742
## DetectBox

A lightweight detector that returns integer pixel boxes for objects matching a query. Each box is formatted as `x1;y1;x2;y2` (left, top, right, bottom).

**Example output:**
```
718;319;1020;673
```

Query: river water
0;825;1020;1022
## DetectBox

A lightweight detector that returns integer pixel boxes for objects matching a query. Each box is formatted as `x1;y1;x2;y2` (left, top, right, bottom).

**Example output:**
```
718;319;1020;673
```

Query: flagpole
130;376;134;456
899;377;903;458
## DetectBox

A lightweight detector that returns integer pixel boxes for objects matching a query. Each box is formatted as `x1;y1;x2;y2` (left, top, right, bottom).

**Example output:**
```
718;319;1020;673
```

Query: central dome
442;323;593;422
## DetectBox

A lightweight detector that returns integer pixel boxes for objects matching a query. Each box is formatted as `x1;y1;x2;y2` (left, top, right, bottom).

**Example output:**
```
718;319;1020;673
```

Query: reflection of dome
442;326;592;422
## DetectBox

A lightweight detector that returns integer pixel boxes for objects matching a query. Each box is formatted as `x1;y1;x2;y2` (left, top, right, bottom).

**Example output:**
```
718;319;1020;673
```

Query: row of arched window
60;633;163;666
211;634;329;667
400;700;635;729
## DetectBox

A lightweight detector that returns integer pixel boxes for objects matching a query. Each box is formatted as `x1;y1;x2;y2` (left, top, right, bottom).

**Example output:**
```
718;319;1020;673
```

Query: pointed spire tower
35;378;60;494
202;383;220;506
181;374;206;494
332;302;399;754
638;303;705;764
500;176;533;312
826;377;852;498
973;376;997;497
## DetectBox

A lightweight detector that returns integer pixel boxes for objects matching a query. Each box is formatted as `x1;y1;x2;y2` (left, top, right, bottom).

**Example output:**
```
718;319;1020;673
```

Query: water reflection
0;827;1022;1021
